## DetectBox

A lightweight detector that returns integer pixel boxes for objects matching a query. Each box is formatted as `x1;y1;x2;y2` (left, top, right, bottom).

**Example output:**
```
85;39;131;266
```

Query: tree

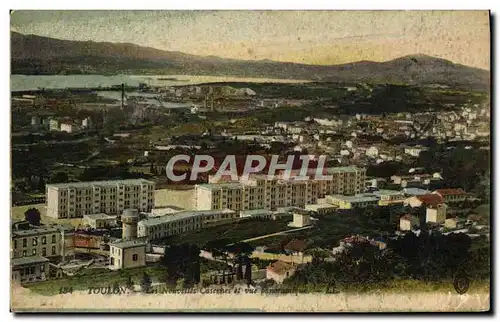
38;177;46;191
227;242;254;281
150;163;157;175
161;243;201;286
244;257;253;286
24;208;41;226
125;276;134;291
140;272;152;293
49;171;69;184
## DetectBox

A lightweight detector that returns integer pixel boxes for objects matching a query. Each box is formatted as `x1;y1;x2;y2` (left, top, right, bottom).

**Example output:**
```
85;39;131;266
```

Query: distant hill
11;32;490;90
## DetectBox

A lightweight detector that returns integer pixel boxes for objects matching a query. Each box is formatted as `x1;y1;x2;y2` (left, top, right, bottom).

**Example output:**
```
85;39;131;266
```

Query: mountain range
11;32;490;90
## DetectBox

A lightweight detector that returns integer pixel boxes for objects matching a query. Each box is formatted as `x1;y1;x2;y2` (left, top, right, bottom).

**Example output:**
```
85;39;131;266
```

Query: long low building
325;194;380;210
372;189;406;206
304;203;337;214
137;209;237;240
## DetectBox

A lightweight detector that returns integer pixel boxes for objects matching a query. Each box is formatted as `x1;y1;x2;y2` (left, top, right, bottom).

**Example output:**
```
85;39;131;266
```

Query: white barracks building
46;179;155;219
195;166;366;212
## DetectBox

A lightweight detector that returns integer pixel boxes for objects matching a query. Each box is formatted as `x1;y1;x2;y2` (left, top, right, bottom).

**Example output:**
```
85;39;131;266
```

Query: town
10;78;490;295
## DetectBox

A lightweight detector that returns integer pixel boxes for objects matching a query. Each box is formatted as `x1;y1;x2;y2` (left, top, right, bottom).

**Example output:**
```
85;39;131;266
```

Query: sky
10;10;490;69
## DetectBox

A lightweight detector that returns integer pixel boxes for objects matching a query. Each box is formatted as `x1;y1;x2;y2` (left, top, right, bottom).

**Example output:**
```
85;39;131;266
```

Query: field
24;265;166;296
157;217;292;247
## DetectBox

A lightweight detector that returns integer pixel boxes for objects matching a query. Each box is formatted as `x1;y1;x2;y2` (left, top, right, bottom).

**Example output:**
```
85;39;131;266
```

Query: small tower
121;209;139;240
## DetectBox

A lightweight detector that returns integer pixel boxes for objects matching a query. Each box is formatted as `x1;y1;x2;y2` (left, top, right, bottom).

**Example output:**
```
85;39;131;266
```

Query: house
400;214;420;231
366;146;379;158
432;189;468;203
341;235;387;250
426;204;447;224
83;213;117;229
60;122;81;133
266;261;297;284
289;210;312;228
445;217;466;229
405;194;444;208
109;240;147;270
284;239;308;256
11;256;50;284
404;146;429;157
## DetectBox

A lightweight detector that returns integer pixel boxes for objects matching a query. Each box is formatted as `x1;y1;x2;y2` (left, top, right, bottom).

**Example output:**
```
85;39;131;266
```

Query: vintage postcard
10;10;491;312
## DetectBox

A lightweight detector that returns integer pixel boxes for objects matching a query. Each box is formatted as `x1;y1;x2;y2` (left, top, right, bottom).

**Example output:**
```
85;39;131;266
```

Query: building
83;213;117;229
340;235;387;250
445;217;466;229
46;179;155;219
426;204;447;224
366;146;379;158
402;188;431;197
239;209;275;220
73;230;108;249
284;239;308;256
432;189;468;203
399;214;420;231
405;194;444;208
290;209;312;228
137;209;237;240
372;189;406;206
325;194;379;210
195;167;366;212
304;203;337;215
60;122;80;133
266;261;297;284
49;119;60;131
11;226;73;260
150;206;184;217
109;240;147;270
82;117;92;128
11;256;50;284
31;115;41;126
404;146;429;157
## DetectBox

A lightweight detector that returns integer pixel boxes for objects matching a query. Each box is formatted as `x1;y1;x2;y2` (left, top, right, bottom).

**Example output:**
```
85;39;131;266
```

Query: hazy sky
11;10;490;69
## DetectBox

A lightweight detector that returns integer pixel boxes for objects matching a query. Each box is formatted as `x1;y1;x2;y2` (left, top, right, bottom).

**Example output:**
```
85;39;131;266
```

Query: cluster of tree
78;165;147;181
417;145;490;193
284;232;490;292
366;161;408;179
159;244;201;287
389;232;490;282
140;273;152;293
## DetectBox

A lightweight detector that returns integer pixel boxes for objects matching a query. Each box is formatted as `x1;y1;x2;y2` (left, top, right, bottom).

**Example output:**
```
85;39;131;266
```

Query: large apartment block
195;166;366;211
46;179;155;219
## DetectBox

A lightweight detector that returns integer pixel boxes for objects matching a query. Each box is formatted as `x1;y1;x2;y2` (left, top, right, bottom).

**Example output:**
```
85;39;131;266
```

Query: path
237;225;313;244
